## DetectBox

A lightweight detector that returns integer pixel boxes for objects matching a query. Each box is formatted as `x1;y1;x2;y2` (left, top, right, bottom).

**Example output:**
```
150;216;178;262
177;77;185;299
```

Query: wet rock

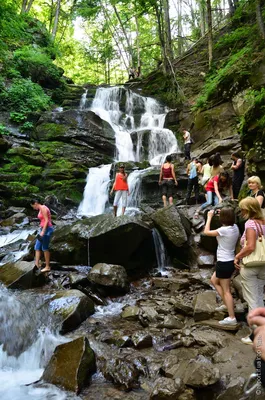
191;328;228;347
42;336;96;394
178;388;196;400
99;355;143;390
217;377;245;399
0;260;45;289
176;356;220;387
0;212;28;227
150;377;184;399
69;273;89;287
151;206;188;247
197;254;215;267
193;291;217;321
99;332;132;347
88;263;129;293
159;315;184;329
131;332;153;349
121;306;140;320
152;277;190;291
173;298;194;316
50;214;155;273
48;289;94;333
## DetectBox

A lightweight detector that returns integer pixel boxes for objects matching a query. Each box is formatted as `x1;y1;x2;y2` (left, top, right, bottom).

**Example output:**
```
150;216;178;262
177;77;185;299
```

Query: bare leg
169;196;173;205
162;195;167;207
211;272;224;301
41;251;51;272
122;207;126;215
35;250;42;268
113;205;118;216
219;278;235;319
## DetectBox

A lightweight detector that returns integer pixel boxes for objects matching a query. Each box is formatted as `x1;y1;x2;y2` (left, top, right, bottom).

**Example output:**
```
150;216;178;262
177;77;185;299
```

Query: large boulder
0;260;45;289
150;377;184;400
48;289;94;333
42;336;96;393
151;206;188;247
50;214;156;274
88;263;129;293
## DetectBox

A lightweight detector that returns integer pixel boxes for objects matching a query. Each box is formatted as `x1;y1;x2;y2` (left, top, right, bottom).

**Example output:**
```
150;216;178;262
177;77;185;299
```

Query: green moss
7;181;39;193
36;123;66;139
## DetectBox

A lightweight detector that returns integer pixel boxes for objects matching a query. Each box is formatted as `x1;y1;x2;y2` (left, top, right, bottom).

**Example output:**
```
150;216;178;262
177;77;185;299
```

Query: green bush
1;78;51;112
10;112;27;123
0;124;9;135
14;46;63;88
19;121;34;133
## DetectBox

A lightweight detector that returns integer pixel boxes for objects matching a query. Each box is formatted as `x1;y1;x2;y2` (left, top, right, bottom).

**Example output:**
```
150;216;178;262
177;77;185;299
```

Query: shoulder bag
242;220;265;267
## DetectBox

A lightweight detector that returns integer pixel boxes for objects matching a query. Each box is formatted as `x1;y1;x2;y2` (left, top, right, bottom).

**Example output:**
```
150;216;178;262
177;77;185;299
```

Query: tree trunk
199;0;206;36
162;0;173;63
206;0;213;68
52;0;61;39
134;14;141;76
112;4;134;66
21;0;28;13
256;0;265;39
154;2;167;74
177;0;182;55
25;0;35;13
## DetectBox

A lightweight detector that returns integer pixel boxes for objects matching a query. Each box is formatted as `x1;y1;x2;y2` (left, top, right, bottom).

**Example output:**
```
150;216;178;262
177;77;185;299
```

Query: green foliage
14;46;63;87
19;121;34;133
215;26;255;50
195;47;252;109
0;124;9;135
1;78;51;112
10;112;27;123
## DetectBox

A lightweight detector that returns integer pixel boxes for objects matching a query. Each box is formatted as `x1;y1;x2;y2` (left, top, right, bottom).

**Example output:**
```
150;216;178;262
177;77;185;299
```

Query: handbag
242;221;265;267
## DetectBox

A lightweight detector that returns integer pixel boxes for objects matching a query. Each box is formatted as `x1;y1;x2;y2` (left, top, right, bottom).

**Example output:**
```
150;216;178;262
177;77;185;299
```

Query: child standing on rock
204;208;240;326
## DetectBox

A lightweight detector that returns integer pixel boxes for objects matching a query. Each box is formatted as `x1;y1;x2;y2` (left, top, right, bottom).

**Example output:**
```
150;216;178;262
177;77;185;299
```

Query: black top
233;159;245;182
250;190;265;208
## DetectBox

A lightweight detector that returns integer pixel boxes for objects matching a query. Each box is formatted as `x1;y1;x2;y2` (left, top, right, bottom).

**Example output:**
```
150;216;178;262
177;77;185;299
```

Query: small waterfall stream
152;228;168;273
78;87;179;217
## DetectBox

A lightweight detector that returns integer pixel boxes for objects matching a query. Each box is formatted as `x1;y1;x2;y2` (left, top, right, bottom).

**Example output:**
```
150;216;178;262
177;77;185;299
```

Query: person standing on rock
183;130;192;160
204;208;240;326
186;157;199;206
30;199;54;273
110;165;129;216
159;155;178;207
231;152;245;199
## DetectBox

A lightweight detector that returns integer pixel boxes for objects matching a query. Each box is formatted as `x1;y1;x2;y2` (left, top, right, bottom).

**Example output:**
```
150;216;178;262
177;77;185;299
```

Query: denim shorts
34;226;54;251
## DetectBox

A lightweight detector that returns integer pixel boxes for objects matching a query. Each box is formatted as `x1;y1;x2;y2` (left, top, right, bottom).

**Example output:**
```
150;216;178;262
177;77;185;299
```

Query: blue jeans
201;191;218;209
34;226;54;251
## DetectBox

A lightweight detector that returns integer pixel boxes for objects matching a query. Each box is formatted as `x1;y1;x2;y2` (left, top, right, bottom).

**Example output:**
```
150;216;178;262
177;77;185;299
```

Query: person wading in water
110;164;129;216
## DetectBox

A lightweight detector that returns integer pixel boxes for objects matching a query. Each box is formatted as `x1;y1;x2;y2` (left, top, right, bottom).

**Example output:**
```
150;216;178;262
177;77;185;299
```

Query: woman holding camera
204;207;240;326
30;199;54;273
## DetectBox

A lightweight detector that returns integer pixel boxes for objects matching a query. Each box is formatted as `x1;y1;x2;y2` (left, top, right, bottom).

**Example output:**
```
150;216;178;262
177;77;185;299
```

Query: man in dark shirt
231;152;245;199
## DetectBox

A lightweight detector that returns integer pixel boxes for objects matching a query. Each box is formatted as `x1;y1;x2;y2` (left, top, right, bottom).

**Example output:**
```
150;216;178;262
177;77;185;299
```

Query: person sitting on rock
159;155;178;207
204;208;240;326
30;199;54;273
110;164;129;216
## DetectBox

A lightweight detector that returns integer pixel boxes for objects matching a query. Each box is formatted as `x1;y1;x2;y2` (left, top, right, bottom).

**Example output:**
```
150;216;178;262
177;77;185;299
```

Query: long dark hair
211;153;223;168
218;172;231;191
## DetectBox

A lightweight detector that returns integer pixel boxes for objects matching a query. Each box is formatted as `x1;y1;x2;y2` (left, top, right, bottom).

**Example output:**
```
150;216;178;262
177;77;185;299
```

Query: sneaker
241;336;253;345
218;317;237;326
215;304;228;311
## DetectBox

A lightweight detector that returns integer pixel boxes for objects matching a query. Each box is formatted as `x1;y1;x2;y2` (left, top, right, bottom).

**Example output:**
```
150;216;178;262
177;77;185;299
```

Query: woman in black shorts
204;208;240;326
158;155;178;207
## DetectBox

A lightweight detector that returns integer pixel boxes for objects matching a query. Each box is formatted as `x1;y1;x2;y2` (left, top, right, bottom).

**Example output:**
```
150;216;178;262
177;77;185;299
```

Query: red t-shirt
205;175;219;192
114;173;129;191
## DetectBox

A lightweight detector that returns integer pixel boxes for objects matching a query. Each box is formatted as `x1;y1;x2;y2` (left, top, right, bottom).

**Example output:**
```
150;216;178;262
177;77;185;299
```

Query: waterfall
0;286;78;400
79;89;88;110
152;228;168;272
77;164;111;217
78;86;180;216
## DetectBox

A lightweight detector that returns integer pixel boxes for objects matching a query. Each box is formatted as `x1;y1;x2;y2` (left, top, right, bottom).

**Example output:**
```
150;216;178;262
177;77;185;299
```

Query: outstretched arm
203;210;219;237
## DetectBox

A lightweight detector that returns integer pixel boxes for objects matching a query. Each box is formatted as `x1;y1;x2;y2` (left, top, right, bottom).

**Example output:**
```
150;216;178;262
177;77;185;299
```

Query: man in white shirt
183;130;192;160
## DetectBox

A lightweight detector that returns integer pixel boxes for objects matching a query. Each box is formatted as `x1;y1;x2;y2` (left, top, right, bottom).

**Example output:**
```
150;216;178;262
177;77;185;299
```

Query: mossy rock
35;123;68;141
48;289;95;333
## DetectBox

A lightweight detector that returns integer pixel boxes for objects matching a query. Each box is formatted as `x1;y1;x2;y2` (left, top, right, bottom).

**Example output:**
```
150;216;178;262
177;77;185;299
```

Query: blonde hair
247;176;263;189
239;197;264;220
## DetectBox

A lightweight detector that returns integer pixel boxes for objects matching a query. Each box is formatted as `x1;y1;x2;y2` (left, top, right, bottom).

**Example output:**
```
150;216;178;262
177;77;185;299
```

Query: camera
37;234;43;241
214;209;220;215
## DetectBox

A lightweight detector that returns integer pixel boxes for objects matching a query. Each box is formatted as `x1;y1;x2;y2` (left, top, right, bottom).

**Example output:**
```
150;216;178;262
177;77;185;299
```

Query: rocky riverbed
0;203;261;399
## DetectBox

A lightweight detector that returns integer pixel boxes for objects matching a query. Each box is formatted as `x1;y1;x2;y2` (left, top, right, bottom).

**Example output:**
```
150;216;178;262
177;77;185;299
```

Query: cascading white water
78;86;179;216
79;89;88;110
152;228;168;272
77;164;111;217
0;286;79;400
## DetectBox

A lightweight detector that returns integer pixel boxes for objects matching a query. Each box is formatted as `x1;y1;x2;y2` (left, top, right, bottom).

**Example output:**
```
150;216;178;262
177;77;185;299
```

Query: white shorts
114;190;128;207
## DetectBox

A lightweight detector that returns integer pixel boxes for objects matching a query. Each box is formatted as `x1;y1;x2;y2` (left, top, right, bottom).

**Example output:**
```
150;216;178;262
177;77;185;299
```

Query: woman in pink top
30;199;54;273
235;197;265;345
